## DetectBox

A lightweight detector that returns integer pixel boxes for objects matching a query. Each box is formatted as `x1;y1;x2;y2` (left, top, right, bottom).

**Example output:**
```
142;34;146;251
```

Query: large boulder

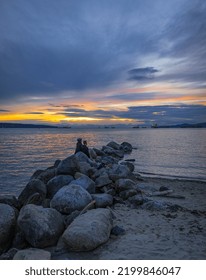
0;204;17;254
17;205;64;248
50;184;92;214
62;208;113;251
46;175;74;199
92;194;113;208
56;154;78;176
73;174;95;194
18;179;47;206
13;248;51;260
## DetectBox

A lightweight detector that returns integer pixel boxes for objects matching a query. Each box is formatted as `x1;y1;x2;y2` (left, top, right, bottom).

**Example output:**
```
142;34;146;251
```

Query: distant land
0;123;59;129
0;122;206;129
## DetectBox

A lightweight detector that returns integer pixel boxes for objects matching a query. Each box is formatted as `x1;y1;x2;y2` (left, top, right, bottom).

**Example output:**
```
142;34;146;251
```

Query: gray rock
115;178;136;192
13;248;51;260
108;164;133;181
102;146;124;159
128;193;145;206
46;175;74;199
141;200;173;211
36;167;56;184
62;208;113;251
50;184;92;214
0;195;19;209
95;175;112;188
120;161;135;172
56;154;78;176
101;156;119;165
120;142;133;153
77;162;95;177
93;148;106;156
17;204;64;248
89;148;97;159
64;210;80;227
106;141;121;150
111;225;126;236
92;194;113;208
0;204;17;254
25;192;45;205
92;167;108;180
18;179;47;207
119;189;138;200
74;174;95;194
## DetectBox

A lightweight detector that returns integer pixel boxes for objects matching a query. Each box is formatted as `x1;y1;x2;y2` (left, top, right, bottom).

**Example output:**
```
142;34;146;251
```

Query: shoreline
53;176;206;260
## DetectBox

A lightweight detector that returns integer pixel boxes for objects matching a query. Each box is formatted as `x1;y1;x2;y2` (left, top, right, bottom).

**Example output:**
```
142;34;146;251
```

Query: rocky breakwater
0;141;141;259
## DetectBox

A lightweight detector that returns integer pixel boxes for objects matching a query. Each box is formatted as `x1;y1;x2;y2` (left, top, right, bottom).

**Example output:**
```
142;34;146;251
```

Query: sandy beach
53;177;206;260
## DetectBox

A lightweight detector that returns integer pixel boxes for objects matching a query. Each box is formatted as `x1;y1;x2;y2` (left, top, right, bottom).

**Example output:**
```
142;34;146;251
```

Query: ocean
0;128;206;196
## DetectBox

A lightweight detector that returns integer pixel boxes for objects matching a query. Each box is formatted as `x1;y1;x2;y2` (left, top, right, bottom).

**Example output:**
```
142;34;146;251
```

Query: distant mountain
0;123;58;128
158;122;206;128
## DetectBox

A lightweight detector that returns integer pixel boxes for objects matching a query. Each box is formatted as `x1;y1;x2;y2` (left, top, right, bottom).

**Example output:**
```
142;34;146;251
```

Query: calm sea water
0;128;206;196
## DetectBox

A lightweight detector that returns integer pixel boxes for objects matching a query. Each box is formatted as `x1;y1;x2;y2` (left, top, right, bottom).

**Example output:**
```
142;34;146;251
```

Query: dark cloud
24;112;44;114
0;109;10;112
59;104;206;125
128;67;159;81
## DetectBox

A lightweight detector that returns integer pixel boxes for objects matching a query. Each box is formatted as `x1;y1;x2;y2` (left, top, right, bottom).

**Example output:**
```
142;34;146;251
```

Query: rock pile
0;140;180;260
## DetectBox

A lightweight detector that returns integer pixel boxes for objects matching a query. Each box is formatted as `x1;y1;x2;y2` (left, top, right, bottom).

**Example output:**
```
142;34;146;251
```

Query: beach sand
53;177;206;260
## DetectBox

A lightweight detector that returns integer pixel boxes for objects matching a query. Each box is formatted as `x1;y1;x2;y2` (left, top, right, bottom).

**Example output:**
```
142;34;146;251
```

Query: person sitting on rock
75;138;83;154
82;140;90;158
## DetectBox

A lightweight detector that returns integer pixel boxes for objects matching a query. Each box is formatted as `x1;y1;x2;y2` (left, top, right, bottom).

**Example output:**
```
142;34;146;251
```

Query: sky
0;0;206;126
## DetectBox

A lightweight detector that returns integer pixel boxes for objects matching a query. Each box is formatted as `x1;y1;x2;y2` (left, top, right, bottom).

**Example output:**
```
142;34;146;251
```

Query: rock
18;179;47;207
0;248;18;260
62;208;113;251
0;204;17;254
17;204;64;248
25;192;45;205
92;167;108;180
13;248;51;260
115;178;136;192
159;186;170;192
128;193;145;206
120;142;133;153
77;162;95;177
36;168;56;184
119;189;138;200
0;195;19;209
101;156;119;165
46;175;74;199
108;164;134;181
111;225;126;236
54;159;61;167
92;194;113;208
75;151;98;168
64;210;80;227
106;141;121;150
93;148;105;156
141;200;173;211
102;146;124;159
12;229;28;249
56;154;78;176
120;161;135;172
50;184;92;214
89;148;97;159
74;174;96;194
95;175;112;188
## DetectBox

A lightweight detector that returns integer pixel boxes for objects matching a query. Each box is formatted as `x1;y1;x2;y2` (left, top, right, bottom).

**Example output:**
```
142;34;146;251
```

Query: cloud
0;109;10;112
128;67;159;81
59;104;206;125
24;112;44;114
